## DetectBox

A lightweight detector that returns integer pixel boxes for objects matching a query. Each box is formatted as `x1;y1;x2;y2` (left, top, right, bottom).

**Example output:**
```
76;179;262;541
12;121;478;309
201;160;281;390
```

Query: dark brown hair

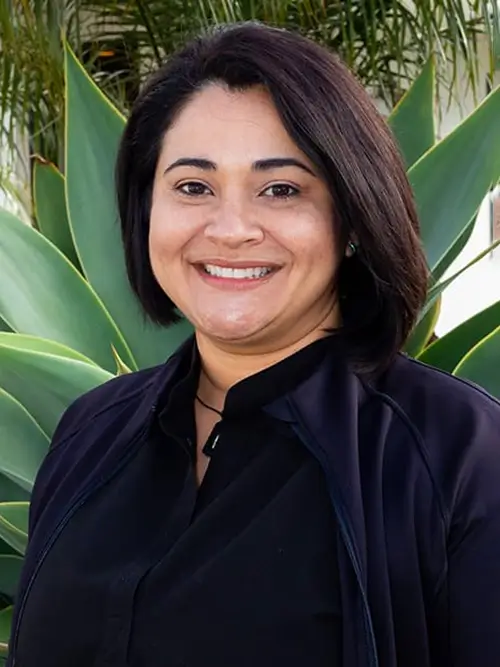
116;21;428;374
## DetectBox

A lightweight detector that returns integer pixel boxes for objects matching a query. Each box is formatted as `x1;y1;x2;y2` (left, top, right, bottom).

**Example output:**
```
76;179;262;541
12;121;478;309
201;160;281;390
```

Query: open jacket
7;338;500;667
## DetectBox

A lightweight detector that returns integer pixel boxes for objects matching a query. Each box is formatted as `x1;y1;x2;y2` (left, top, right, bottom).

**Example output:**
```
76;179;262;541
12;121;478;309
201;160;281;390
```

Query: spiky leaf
64;43;192;369
0;343;112;438
0;389;49;492
0;208;135;373
409;85;500;275
0;503;28;556
388;58;435;168
453;326;500;398
33;158;80;268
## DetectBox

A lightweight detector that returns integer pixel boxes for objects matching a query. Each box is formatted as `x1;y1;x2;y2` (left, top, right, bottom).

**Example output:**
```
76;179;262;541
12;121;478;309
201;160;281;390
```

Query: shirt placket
93;455;197;667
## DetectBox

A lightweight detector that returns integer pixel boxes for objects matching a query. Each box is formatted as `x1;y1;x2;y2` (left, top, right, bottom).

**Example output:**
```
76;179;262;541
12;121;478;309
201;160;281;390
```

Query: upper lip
193;260;281;268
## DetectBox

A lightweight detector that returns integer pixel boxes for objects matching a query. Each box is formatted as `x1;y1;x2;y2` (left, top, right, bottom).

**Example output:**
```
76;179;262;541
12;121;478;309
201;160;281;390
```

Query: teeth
203;264;273;279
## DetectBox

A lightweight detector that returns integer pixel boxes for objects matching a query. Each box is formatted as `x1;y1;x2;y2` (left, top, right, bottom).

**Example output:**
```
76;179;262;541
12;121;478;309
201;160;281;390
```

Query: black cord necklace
195;394;223;417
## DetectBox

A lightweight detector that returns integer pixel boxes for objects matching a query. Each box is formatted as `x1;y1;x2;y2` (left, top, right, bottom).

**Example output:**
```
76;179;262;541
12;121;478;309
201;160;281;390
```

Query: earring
346;240;357;258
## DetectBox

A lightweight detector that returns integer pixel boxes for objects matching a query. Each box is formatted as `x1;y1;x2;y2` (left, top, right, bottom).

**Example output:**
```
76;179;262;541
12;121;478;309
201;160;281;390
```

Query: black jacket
7;339;500;667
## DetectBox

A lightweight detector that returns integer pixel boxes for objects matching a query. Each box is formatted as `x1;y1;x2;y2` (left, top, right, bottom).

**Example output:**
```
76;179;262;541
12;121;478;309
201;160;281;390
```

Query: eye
261;183;299;199
176;181;212;197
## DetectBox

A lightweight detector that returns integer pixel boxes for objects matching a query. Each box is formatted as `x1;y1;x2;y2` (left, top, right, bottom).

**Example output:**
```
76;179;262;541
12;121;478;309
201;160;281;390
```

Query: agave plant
0;0;497;171
0;46;499;657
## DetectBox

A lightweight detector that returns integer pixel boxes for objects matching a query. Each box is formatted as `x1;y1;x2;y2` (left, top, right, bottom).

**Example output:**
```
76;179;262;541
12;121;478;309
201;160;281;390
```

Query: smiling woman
9;21;500;667
117;24;428;378
149;84;338;356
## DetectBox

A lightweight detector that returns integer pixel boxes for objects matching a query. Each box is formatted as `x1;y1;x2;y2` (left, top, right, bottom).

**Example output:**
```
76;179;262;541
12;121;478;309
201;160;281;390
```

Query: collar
138;332;369;532
156;333;342;435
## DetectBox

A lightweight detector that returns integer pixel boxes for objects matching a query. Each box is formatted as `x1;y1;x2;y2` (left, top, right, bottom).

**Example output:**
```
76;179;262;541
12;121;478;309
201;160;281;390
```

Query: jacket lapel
266;347;369;577
264;349;379;667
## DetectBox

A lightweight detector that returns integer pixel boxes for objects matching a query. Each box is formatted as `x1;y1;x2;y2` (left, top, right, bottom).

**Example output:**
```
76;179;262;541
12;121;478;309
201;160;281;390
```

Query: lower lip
195;266;278;290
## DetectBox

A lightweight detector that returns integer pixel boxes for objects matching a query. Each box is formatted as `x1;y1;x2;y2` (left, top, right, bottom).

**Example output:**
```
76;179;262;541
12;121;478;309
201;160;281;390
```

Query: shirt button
202;432;220;457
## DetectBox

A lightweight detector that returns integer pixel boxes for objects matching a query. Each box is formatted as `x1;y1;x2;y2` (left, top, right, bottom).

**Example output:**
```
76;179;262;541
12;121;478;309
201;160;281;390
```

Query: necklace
195;394;223;417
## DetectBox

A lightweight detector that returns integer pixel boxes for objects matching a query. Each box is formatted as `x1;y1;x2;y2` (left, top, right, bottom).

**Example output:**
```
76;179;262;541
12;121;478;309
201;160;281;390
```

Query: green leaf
417;237;500;325
0;343;112;438
111;345;132;375
0;555;23;599
0;208;135;373
0;389;49;492
388;58;435;168
0;333;99;366
0;605;12;656
418;299;500;373
430;214;475;284
32;158;80;269
64;43;192;369
0;476;29;504
408;84;500;273
0;540;20;558
0;319;11;334
0;503;28;555
453;325;500;399
404;295;441;357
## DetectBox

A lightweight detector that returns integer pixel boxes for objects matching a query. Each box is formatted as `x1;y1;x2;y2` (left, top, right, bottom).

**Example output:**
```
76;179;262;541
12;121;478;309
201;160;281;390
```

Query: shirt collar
157;333;342;435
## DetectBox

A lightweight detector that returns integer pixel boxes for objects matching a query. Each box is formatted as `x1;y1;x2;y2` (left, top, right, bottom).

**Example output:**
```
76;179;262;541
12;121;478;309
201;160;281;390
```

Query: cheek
309;208;337;264
289;215;339;294
148;207;181;297
148;199;182;265
148;215;166;264
280;211;337;271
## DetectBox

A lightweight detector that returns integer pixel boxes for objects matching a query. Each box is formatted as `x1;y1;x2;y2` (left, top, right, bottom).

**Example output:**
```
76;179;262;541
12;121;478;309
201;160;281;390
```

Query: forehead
158;83;307;165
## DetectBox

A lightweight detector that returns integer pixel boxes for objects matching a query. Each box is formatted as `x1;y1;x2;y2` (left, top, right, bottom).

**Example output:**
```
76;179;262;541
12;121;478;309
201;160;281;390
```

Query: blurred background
1;0;499;335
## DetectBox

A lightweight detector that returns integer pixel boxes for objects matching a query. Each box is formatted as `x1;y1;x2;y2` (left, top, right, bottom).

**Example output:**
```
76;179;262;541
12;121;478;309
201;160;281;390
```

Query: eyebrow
164;156;317;177
164;157;216;174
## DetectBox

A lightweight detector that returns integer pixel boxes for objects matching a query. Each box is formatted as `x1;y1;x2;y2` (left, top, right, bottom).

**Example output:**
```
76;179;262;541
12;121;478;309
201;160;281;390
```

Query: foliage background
0;0;499;185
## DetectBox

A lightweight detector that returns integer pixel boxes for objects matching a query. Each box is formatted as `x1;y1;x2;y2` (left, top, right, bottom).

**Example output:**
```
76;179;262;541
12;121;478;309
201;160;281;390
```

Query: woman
9;21;500;667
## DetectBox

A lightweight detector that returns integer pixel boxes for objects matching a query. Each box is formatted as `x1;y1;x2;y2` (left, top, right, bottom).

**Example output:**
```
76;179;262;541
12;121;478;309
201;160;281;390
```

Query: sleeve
28;396;87;536
6;397;89;667
447;406;500;666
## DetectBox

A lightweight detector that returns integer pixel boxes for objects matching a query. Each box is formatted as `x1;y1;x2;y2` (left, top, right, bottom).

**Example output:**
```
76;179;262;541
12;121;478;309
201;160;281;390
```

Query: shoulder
53;365;163;446
28;365;163;512
367;354;500;529
375;352;500;430
34;336;193;497
370;352;500;457
31;347;185;494
27;353;185;537
50;337;193;448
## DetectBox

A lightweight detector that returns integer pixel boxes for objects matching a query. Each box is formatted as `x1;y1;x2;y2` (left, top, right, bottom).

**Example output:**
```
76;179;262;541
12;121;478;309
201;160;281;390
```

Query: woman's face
149;84;341;350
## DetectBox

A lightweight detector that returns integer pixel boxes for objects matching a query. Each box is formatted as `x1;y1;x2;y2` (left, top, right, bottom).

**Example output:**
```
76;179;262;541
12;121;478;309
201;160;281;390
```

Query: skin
149;84;344;482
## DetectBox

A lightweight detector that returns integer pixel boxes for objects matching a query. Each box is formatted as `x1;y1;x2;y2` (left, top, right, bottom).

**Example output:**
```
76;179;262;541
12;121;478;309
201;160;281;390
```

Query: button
202;432;220;457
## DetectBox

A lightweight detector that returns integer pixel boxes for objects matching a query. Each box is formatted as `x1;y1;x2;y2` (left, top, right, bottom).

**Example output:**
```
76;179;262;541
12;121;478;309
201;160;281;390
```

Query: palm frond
0;0;498;202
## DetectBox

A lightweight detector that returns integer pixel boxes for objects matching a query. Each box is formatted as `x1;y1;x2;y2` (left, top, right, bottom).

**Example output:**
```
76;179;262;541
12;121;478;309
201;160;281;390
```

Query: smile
202;264;274;279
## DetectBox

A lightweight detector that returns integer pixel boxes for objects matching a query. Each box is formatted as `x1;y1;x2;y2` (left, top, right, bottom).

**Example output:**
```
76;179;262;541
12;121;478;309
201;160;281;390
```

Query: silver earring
346;240;357;258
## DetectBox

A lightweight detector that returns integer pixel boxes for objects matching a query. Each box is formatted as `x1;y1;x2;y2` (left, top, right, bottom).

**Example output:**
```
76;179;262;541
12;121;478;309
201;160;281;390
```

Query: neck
195;308;338;411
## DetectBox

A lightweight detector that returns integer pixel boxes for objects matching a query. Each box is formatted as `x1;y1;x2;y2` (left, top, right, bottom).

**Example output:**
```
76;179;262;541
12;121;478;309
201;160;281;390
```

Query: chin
208;326;263;343
196;313;270;343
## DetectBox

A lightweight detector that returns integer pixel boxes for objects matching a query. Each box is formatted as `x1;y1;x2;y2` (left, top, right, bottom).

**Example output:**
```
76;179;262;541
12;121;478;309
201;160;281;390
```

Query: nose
203;198;264;248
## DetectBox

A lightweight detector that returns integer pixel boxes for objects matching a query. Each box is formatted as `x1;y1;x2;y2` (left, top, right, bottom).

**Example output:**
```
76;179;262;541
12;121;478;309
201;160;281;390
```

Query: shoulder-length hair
116;21;428;375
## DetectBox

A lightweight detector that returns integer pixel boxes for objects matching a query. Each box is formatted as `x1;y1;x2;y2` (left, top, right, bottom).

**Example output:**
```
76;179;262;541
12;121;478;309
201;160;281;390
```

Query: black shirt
17;336;342;667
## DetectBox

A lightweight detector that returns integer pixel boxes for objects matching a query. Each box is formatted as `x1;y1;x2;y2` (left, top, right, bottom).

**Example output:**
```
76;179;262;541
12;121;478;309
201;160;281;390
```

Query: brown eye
261;184;299;199
178;182;212;196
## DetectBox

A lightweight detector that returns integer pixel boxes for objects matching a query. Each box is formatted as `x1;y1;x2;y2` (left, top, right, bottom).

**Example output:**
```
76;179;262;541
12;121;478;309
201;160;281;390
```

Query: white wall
0;111;30;221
